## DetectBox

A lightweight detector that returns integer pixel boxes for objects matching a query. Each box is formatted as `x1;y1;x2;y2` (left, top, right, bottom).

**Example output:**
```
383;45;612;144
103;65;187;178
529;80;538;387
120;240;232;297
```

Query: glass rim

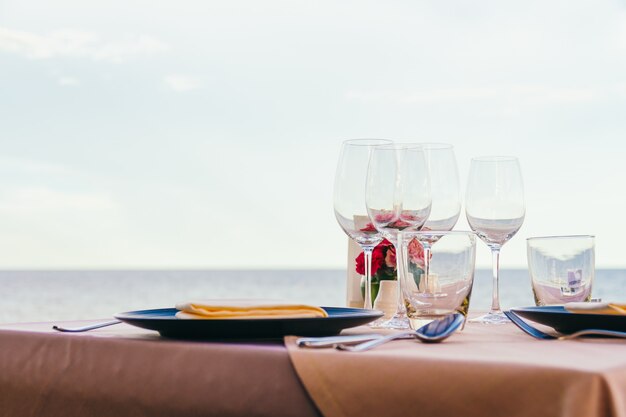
527;234;595;241
404;230;476;236
342;138;394;146
373;142;424;150
471;155;518;162
417;142;454;150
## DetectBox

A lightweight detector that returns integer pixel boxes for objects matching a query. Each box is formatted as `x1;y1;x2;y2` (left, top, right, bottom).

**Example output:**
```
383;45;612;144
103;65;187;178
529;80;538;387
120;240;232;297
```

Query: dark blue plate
114;307;383;339
511;306;626;334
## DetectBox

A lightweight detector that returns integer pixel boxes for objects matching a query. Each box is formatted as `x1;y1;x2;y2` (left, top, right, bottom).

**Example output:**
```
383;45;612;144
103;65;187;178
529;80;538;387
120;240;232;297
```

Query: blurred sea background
1;269;624;323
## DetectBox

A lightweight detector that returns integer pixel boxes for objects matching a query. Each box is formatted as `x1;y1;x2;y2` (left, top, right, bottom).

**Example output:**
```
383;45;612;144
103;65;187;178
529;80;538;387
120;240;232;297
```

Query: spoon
336;313;464;352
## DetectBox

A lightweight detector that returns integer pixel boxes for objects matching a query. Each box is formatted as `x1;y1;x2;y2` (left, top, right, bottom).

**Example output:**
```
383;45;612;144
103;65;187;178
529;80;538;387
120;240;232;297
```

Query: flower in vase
407;238;426;269
384;244;396;268
355;240;388;276
356;237;426;304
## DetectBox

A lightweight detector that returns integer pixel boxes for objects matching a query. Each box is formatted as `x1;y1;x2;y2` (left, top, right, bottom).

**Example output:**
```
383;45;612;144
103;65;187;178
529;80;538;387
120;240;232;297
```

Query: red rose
355;251;365;275
384;245;396;268
359;223;377;232
355;240;389;276
380;238;393;247
390;219;411;229
374;211;395;223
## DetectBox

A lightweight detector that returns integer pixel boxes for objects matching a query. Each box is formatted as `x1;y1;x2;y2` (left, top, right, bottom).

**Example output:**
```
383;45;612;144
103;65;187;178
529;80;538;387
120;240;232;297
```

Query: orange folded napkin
564;302;626;315
175;300;329;319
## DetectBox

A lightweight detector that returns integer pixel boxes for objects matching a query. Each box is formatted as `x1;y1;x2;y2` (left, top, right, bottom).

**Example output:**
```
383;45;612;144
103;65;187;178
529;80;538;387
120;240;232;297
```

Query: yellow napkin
564;302;626;315
175;300;329;319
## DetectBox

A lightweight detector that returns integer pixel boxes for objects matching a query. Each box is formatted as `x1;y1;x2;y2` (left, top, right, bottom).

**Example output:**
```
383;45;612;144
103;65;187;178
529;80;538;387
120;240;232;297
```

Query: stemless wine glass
403;231;476;330
334;139;393;309
465;156;525;324
366;144;432;329
403;143;461;295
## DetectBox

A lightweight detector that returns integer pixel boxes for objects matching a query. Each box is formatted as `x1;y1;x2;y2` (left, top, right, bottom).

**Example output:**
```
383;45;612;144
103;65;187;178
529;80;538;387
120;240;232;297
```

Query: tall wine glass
366;144;431;329
403;144;461;295
465;156;525;324
334;139;393;309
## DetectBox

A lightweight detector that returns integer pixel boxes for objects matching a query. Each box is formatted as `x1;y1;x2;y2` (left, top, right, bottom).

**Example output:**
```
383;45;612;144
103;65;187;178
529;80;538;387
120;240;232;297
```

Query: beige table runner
286;323;626;417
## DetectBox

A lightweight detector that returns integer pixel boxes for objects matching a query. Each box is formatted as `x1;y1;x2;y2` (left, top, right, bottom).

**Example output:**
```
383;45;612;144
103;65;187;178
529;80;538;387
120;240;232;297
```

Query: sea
0;269;625;324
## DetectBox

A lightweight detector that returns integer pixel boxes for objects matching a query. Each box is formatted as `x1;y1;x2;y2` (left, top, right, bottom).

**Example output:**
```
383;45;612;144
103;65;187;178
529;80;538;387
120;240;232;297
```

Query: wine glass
465;156;525;324
402;143;461;295
366;144;432;329
334;139;393;309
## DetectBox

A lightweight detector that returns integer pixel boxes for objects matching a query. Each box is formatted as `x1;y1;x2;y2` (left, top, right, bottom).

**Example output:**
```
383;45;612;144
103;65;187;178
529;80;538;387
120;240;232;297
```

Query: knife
296;334;383;348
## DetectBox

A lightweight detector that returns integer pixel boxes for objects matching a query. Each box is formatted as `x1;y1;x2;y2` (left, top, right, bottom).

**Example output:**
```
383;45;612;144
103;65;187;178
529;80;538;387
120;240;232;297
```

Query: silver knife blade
296;334;383;348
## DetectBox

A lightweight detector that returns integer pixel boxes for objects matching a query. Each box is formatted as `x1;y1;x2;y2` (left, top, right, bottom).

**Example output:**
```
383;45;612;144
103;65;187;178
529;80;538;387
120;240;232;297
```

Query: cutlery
52;320;122;333
296;334;384;348
335;313;464;352
504;310;626;340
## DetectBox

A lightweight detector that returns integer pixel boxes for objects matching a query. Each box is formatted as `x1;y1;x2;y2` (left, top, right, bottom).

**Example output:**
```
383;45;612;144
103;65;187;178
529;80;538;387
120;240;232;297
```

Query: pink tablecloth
1;319;625;417
0;321;320;417
286;322;626;417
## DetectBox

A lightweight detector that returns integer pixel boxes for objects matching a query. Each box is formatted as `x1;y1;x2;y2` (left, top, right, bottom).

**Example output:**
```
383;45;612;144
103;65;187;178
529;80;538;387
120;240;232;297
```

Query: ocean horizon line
0;267;625;272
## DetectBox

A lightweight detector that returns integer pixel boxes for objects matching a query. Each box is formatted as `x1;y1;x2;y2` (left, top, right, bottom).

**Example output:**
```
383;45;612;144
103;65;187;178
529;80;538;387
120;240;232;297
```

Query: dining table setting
1;139;625;417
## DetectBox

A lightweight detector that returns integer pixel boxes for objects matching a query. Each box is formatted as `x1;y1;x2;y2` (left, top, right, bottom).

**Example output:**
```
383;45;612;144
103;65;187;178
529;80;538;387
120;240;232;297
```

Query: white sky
0;0;625;269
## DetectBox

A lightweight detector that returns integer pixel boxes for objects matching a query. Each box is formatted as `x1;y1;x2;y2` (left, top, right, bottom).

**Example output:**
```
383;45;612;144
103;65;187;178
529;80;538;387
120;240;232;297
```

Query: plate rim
114;306;384;322
510;305;626;334
510;305;626;319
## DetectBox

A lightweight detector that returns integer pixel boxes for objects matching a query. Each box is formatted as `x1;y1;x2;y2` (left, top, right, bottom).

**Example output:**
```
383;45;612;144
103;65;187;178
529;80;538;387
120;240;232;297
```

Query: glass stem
490;247;501;314
401;239;409;290
394;232;406;314
362;246;374;309
422;242;432;293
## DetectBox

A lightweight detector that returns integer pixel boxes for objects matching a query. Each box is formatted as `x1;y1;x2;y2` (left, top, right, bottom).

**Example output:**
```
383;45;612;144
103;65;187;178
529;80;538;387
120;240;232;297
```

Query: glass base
469;311;510;325
408;317;435;330
376;313;411;330
367;317;388;329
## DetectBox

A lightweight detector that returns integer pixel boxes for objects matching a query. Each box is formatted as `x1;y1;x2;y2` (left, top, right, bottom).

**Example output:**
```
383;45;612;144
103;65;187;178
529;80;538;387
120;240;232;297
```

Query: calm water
0;269;625;324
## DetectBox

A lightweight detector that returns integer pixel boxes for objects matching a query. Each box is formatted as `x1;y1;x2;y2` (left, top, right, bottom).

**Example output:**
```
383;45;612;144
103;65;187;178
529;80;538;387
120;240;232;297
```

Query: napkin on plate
564;302;626;315
175;300;329;319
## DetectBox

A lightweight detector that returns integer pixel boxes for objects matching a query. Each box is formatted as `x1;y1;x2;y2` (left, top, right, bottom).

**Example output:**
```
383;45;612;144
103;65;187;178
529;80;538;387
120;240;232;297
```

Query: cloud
91;35;168;62
163;74;202;92
0;26;168;63
0;187;118;214
0;156;75;175
344;85;601;107
344;87;499;104
58;76;80;86
620;11;626;50
0;158;118;213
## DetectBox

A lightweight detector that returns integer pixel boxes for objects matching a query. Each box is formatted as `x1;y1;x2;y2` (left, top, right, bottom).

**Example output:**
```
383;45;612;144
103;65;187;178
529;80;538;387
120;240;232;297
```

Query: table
287;323;626;417
1;319;625;417
0;321;321;417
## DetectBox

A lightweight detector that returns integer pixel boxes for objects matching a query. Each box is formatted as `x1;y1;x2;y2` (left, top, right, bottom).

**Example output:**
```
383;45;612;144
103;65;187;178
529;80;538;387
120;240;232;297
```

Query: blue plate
511;306;626;334
114;307;383;339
